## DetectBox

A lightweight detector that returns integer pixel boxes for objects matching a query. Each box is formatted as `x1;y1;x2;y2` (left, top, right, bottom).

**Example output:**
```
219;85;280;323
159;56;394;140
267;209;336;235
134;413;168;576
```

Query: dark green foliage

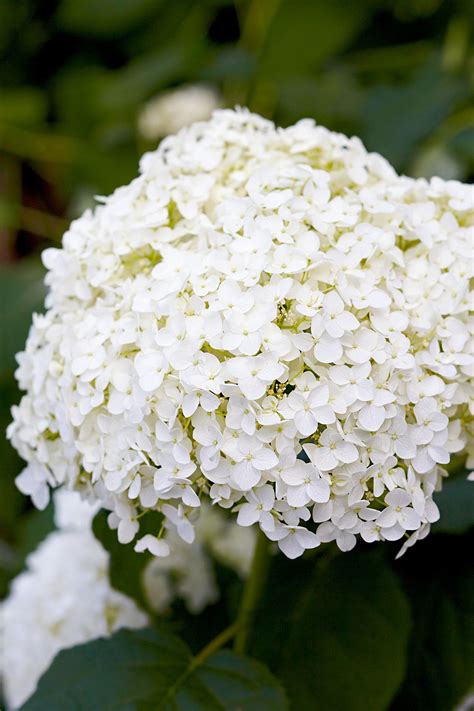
257;0;370;79
392;531;474;711
254;549;412;711
434;474;474;534
0;259;47;589
20;626;288;710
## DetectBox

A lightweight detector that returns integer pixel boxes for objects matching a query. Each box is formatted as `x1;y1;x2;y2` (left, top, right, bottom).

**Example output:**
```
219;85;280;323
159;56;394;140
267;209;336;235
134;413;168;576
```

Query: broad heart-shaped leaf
92;509;163;611
391;530;474;711
266;550;411;711
20;626;288;711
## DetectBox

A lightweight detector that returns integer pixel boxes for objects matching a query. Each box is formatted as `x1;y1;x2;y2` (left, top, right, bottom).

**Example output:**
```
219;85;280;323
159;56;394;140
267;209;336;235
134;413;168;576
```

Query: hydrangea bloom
0;491;253;709
138;84;220;140
8;109;473;560
0;495;148;709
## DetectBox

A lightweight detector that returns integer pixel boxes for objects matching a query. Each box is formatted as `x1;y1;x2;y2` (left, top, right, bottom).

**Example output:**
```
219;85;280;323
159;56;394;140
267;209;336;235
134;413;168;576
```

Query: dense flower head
8;108;473;560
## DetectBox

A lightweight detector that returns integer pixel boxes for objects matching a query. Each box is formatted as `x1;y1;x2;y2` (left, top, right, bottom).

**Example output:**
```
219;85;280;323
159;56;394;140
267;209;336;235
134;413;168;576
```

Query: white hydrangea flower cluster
0;494;148;710
8;109;473;561
138;84;220;140
1;491;253;709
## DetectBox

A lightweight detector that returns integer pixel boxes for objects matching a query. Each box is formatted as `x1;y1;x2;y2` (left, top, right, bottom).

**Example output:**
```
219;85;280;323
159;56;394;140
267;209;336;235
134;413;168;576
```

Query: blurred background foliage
0;1;473;709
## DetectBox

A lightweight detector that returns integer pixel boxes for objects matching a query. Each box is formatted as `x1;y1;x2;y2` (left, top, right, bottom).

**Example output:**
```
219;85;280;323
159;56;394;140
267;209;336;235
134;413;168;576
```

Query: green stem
192;622;239;668
234;528;271;654
442;14;470;72
160;622;239;705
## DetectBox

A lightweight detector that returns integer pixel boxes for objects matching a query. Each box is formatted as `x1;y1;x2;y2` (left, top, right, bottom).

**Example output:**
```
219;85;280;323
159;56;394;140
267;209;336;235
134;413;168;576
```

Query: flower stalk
234;529;271;654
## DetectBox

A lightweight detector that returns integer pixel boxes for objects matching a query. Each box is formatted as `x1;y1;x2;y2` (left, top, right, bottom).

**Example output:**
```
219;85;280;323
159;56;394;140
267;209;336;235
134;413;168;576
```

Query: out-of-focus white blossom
0;510;148;709
0;491;254;709
8;109;473;562
144;526;218;614
196;503;256;578
53;486;98;529
413;145;462;182
455;692;474;711
143;501;256;613
138;84;220;140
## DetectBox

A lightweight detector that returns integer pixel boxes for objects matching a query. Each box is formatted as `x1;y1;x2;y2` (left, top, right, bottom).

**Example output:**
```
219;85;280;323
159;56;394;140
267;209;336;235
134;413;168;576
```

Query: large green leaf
391;531;474;711
277;70;364;132
257;0;369;79
361;61;466;170
277;550;411;711
92;509;163;611
434;474;474;534
20;626;288;710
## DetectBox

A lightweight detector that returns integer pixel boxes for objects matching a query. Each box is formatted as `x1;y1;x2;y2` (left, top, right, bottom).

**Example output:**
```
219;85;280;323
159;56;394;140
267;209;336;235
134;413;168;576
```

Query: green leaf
20;626;288;710
0;377;25;532
434;474;474;534
278;550;411;711
449;125;474;179
92;509;163;611
100;46;199;112
56;0;164;37
0;258;46;538
277;70;364;133
0;87;47;127
203;47;255;82
258;0;369;79
195;650;287;710
71;139;139;196
250;552;310;670
53;65;112;133
361;61;466;170
451;126;474;163
391;531;474;710
0;257;45;377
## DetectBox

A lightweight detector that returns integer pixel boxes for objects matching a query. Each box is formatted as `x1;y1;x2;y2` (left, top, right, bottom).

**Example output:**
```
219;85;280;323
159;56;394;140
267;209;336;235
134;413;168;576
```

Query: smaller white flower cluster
145;503;255;613
0;492;147;710
0;491;254;709
8;109;473;563
138;84;220;140
454;692;474;711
